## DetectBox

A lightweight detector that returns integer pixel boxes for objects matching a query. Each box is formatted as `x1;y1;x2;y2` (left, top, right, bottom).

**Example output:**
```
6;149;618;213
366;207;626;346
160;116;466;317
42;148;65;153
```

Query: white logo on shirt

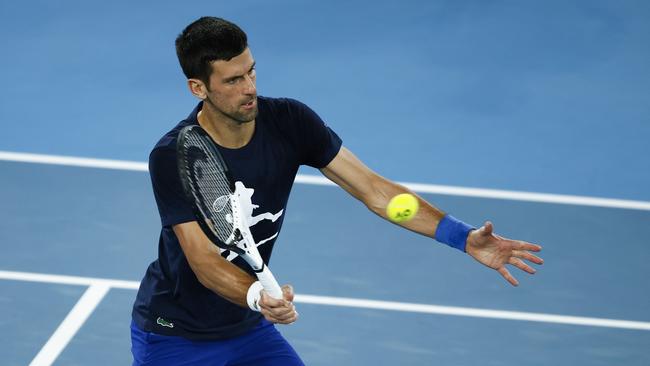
220;181;283;261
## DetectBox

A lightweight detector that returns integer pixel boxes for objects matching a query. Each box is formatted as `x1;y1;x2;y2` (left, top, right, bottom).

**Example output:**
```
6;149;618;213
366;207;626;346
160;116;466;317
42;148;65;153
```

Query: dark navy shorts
131;319;304;366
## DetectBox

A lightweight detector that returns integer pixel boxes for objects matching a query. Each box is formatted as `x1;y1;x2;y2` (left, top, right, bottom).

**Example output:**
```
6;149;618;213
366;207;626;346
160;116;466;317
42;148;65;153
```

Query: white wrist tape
246;281;264;312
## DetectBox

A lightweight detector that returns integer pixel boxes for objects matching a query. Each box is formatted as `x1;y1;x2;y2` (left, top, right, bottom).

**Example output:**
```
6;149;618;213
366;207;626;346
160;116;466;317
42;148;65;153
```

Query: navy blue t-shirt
132;97;342;340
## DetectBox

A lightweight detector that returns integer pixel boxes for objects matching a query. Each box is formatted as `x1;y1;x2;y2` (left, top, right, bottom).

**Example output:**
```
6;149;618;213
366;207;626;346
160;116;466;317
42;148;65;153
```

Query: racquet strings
181;130;235;244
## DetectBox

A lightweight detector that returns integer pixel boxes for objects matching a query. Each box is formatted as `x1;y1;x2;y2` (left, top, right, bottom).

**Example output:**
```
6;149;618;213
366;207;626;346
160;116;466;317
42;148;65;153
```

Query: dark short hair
175;17;248;84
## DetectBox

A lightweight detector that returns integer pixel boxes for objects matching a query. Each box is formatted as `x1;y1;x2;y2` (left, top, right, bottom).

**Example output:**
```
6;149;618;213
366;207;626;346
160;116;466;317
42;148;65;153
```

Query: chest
217;124;299;228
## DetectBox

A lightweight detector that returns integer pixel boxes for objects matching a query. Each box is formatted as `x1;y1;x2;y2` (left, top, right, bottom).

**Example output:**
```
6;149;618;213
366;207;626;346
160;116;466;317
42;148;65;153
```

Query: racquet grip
256;265;283;299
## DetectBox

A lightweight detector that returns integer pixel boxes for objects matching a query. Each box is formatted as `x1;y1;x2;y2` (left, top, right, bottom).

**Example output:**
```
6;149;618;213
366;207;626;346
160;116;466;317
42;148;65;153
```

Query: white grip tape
257;265;283;299
246;281;264;312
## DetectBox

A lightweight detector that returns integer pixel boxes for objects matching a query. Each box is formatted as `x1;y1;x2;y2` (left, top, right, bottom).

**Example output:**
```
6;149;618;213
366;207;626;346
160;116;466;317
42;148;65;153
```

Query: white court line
295;295;650;331
2;270;649;331
29;283;110;366
2;150;649;211
0;269;140;289
0;151;147;172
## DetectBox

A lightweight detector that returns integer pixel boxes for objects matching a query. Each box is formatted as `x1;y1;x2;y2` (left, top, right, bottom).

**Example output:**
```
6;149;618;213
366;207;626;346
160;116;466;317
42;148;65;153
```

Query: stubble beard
205;95;258;125
229;105;258;125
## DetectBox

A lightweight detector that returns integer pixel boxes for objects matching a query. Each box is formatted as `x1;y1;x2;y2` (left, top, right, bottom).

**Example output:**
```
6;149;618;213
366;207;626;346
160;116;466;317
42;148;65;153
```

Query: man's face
204;48;257;124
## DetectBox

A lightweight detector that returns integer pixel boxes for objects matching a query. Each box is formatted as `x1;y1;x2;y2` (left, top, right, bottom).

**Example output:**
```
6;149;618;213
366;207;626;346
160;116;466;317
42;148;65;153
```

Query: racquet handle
257;265;283;299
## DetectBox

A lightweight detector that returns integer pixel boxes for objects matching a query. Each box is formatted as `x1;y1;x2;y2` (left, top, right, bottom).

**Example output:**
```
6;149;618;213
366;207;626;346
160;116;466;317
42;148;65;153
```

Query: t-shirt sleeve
288;99;342;168
149;147;196;227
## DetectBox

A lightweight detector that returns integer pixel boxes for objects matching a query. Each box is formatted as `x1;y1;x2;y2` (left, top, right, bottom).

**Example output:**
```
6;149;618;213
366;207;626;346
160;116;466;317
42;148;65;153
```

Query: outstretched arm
320;146;543;286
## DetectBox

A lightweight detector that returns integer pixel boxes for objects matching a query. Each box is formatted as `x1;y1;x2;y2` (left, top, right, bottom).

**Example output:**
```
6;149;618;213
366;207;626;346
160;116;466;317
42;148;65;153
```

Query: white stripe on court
2;270;649;331
0;151;148;172
29;284;110;366
2;150;649;211
0;269;140;289
294;294;650;331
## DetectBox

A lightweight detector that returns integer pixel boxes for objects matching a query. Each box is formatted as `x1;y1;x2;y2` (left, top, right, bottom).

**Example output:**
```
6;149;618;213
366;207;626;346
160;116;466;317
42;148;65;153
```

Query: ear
187;78;208;100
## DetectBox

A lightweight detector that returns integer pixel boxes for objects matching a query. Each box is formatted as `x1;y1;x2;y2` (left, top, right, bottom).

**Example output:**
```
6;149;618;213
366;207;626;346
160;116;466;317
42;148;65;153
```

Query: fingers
261;305;298;324
259;291;285;307
498;236;543;264
513;250;544;265
259;289;299;325
516;241;543;252
509;257;536;274
282;284;295;302
497;266;519;287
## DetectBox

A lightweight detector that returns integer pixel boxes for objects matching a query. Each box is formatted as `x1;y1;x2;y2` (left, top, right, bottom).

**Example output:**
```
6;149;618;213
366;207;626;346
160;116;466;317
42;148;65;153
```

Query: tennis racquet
176;125;283;299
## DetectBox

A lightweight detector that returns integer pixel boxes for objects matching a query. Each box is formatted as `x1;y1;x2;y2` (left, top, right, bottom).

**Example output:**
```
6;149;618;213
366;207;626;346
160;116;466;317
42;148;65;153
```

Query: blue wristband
434;215;475;252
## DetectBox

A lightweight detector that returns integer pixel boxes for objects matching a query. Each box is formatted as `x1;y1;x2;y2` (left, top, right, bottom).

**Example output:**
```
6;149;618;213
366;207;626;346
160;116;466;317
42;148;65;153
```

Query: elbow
363;175;410;217
364;193;385;216
363;178;391;216
185;249;220;290
194;269;213;289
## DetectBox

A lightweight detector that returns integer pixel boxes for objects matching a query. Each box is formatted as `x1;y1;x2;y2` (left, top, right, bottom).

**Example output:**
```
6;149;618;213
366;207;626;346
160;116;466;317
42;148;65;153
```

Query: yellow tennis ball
386;193;419;223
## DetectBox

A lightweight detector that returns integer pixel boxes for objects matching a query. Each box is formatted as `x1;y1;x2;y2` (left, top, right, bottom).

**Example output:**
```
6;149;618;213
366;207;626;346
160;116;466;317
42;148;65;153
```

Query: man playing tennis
131;16;543;366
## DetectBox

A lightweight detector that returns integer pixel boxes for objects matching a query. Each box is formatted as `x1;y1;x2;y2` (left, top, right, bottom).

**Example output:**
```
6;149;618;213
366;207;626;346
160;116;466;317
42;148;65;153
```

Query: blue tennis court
1;1;649;365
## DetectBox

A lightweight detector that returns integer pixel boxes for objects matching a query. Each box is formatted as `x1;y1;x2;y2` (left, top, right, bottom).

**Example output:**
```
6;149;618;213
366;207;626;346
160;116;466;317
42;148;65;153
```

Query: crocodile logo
156;317;174;328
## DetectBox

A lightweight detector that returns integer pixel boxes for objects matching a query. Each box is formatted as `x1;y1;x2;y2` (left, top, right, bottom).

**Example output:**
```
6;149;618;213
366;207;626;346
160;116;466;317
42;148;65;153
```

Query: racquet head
176;125;245;254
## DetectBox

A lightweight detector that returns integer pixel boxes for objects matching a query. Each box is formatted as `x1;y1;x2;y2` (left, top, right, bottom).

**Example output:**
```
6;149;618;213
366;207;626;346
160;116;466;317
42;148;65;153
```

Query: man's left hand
465;221;543;286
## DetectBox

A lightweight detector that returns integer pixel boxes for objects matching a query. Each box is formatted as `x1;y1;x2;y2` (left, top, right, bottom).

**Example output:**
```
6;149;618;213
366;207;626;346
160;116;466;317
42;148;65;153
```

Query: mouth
242;98;256;110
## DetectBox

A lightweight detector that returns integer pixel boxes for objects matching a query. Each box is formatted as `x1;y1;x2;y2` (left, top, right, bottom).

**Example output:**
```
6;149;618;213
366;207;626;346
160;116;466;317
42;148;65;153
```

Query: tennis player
131;16;543;365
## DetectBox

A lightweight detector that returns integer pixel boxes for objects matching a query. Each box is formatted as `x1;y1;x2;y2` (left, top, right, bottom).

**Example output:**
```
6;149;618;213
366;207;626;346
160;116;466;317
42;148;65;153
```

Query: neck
197;102;255;149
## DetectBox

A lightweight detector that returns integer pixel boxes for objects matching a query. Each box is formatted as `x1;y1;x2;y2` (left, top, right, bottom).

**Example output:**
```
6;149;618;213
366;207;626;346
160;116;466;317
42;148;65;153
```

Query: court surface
1;1;649;365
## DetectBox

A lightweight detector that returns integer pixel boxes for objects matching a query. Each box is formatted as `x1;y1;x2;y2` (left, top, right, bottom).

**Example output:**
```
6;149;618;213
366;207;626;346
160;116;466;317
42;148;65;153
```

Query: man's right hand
258;285;298;324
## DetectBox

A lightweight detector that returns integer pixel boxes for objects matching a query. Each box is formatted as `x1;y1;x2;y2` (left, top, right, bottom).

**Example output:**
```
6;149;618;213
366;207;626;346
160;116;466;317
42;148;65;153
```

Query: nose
242;74;256;95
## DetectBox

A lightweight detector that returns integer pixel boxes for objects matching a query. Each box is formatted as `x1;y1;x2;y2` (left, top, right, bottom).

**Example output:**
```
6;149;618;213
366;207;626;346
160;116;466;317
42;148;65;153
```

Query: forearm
192;250;255;307
321;147;459;240
364;175;446;238
173;223;255;307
